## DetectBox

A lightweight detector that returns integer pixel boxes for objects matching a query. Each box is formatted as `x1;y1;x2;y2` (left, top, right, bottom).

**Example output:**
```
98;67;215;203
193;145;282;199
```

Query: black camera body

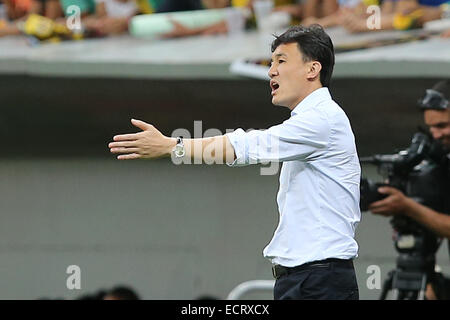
360;132;448;214
360;132;449;299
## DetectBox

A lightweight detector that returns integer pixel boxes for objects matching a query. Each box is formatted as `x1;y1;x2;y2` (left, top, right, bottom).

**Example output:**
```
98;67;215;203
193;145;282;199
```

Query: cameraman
369;79;450;299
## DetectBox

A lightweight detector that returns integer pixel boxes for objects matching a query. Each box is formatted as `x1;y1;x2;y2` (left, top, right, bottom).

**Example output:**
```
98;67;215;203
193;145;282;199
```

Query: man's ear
307;61;322;82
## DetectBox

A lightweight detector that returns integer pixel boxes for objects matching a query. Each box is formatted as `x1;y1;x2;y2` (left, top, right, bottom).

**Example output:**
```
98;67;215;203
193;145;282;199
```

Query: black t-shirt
156;0;203;13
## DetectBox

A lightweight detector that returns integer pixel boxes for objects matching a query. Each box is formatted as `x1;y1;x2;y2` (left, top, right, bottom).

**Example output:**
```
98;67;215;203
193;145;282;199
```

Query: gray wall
1;76;448;299
1;159;449;300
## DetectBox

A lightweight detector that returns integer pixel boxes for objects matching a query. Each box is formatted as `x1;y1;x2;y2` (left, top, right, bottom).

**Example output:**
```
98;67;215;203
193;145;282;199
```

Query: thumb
131;118;153;131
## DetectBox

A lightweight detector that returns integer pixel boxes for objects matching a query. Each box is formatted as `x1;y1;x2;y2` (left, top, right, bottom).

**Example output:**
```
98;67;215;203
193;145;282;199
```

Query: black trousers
273;259;359;300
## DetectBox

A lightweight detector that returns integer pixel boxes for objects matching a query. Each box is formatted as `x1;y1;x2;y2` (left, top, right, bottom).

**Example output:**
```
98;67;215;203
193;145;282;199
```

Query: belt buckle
272;264;281;279
272;265;277;279
272;264;285;279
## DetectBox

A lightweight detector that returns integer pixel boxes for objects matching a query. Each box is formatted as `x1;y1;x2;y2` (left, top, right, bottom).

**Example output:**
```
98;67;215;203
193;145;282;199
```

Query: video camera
360;131;448;299
360;131;447;212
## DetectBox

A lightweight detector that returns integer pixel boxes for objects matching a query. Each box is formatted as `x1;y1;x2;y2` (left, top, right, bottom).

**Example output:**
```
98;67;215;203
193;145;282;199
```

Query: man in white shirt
108;24;361;300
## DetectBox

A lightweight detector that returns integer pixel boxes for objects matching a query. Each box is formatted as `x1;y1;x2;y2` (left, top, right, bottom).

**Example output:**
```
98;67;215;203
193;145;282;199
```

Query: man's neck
288;83;323;111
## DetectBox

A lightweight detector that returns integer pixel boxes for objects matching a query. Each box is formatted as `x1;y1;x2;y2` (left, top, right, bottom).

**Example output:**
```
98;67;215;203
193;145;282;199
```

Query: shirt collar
291;87;332;116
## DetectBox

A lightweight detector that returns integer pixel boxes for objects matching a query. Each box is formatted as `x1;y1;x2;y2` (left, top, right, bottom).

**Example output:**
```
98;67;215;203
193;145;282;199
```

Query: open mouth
270;80;280;95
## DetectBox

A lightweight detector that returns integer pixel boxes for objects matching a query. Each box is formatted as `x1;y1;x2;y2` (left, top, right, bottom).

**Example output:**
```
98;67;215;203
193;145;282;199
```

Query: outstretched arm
108;119;236;163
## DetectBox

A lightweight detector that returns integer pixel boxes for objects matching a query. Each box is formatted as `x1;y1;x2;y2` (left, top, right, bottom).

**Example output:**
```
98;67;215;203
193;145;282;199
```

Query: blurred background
0;0;449;300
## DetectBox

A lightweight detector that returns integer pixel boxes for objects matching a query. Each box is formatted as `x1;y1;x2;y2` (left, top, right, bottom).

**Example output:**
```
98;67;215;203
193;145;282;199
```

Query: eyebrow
428;121;449;127
270;53;288;62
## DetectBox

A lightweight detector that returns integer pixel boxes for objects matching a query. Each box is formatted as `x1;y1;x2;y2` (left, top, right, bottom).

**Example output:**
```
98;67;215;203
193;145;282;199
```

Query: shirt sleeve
225;110;330;167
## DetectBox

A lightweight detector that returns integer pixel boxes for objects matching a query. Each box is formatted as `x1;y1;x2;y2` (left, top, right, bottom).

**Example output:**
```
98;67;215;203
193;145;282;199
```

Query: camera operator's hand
369;186;411;216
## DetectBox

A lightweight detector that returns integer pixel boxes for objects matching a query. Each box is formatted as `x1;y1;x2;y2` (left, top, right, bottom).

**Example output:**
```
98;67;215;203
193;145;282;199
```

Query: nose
268;64;278;78
430;128;443;140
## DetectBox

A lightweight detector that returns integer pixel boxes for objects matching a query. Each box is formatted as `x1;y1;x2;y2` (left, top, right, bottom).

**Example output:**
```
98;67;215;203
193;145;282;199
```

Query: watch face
175;145;185;157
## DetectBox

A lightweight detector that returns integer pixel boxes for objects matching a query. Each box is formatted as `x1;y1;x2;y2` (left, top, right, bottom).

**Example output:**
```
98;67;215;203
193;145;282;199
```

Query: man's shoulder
313;99;349;123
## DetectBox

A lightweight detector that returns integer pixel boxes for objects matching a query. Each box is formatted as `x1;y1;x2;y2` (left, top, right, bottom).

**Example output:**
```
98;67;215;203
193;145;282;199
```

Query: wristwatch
172;136;185;158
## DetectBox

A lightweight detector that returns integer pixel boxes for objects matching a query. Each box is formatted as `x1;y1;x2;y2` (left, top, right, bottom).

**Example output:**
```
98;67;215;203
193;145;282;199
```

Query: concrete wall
1;159;449;300
1;76;448;299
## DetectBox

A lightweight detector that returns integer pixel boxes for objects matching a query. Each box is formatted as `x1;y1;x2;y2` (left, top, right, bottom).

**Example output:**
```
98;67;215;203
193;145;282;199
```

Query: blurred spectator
83;0;140;35
0;17;21;37
0;0;144;38
360;0;444;33
103;285;140;300
160;0;245;38
156;0;205;12
95;0;139;17
275;0;339;21
338;0;448;33
300;0;363;28
298;0;449;33
158;0;295;38
33;0;62;19
59;0;96;17
1;0;62;21
0;0;63;37
135;0;164;14
4;0;32;20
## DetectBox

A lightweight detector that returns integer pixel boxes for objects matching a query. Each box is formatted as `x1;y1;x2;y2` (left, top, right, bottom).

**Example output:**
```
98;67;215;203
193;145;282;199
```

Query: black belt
272;258;354;280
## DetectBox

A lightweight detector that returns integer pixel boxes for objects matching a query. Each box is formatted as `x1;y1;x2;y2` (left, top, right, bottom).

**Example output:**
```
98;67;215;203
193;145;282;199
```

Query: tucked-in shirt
226;87;361;267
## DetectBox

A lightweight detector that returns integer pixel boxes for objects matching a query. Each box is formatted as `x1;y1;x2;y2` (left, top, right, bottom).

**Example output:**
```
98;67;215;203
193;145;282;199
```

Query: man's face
268;43;312;109
424;109;450;148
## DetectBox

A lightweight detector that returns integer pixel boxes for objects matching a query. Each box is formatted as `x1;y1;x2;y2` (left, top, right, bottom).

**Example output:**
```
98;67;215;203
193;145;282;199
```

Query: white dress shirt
226;87;361;267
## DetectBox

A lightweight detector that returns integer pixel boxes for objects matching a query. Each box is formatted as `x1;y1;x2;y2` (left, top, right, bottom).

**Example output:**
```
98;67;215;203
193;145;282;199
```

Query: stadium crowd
0;0;449;40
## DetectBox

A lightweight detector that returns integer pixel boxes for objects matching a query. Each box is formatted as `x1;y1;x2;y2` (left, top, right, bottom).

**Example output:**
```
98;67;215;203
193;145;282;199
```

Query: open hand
108;119;175;160
368;186;409;217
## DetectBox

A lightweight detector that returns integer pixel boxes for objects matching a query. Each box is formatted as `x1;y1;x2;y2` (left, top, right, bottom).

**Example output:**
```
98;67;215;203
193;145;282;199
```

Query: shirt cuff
225;128;248;167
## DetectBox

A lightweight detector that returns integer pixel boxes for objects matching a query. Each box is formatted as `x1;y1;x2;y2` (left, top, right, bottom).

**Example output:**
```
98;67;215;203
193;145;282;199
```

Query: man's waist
271;258;354;280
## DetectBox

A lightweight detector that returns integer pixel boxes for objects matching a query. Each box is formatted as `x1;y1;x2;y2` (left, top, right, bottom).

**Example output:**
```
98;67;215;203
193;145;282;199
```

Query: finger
369;198;391;209
377;186;397;194
370;206;392;215
113;133;140;141
109;141;138;148
117;153;141;160
110;147;140;154
131;118;153;131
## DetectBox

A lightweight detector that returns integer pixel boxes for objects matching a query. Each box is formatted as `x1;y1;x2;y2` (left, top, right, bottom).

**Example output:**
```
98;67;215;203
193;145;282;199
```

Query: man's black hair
107;286;140;300
271;24;335;88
